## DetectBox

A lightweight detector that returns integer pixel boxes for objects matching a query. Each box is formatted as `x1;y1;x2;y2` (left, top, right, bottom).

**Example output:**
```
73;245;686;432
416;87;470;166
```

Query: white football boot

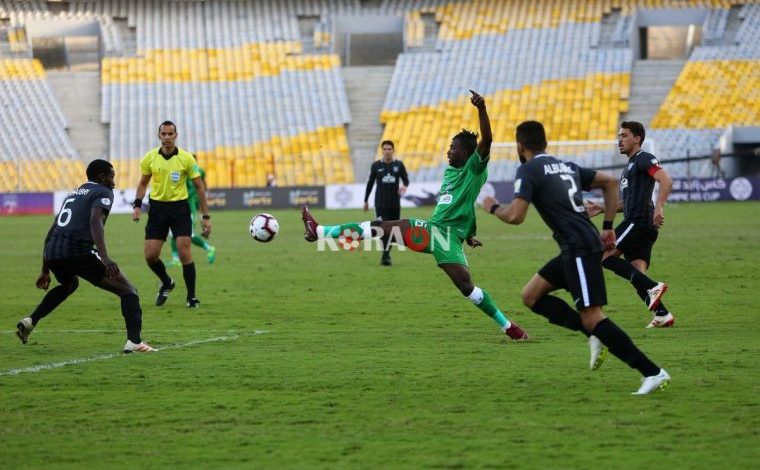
123;340;157;353
632;369;671;395
588;335;607;371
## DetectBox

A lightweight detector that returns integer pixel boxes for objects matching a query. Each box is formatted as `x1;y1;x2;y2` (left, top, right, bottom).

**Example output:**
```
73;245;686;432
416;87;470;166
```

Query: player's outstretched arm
483;196;529;225
470;90;491;158
652;168;672;228
90;206;119;278
590;171;618;251
132;174;151;222
192;176;212;238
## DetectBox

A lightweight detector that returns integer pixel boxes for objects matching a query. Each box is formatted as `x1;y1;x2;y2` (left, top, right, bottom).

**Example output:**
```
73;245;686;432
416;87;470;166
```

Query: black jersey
44;182;114;260
620;150;663;227
364;159;409;209
514;155;601;255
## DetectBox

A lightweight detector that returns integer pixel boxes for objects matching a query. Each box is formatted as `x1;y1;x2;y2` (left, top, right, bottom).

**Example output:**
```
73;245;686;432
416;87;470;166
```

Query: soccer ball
249;213;279;242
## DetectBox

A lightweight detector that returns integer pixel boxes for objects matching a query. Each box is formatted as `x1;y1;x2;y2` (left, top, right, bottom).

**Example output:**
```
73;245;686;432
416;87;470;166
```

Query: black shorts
145;199;192;241
375;207;401;222
615;221;659;265
48;251;106;286
538;252;607;310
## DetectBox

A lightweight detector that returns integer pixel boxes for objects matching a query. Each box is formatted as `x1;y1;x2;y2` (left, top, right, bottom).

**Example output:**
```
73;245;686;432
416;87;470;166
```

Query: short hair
453;129;478;155
86;159;113;181
620;121;645;144
381;140;394;149
515;121;547;152
158;120;177;133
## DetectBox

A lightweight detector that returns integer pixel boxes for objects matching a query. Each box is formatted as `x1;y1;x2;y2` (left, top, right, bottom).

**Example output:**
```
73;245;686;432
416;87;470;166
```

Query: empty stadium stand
0;0;758;191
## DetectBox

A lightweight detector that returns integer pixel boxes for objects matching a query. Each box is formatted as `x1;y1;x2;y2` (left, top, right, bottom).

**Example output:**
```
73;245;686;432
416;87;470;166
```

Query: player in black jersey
364;140;409;265
586;121;675;328
15;160;155;353
483;121;669;394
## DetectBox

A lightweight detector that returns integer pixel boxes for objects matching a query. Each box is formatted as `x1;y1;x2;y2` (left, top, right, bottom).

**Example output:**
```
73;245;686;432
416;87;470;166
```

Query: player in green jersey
301;91;528;340
166;155;216;266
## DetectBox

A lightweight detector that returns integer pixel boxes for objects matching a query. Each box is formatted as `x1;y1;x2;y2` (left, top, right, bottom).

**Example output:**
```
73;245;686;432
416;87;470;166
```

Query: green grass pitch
1;202;759;468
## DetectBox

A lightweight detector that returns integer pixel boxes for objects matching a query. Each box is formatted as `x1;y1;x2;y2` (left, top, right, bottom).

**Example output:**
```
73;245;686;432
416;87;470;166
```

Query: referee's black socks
120;293;142;343
148;259;172;287
182;262;196;299
591;318;660;377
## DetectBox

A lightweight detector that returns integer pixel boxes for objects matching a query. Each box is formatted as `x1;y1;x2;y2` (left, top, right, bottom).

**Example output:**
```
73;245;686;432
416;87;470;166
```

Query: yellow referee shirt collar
158;147;179;159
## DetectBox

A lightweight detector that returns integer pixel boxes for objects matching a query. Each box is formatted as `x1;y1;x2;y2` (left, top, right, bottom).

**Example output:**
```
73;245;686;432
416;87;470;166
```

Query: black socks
30;284;76;325
120;293;142;343
531;295;588;336
602;256;658;290
148;259;172;287
592;318;660;377
182;262;196;299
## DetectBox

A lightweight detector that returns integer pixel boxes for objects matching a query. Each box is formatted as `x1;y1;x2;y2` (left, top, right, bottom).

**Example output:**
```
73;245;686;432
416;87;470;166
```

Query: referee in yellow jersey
132;121;212;308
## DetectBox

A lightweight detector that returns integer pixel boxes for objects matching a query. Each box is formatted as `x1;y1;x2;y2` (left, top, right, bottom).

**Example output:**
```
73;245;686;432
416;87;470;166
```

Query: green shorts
403;218;467;266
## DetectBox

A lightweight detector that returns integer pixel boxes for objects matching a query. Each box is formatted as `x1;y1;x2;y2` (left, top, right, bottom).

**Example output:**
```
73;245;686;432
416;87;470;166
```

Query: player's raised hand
469;90;486;109
466;236;483;248
601;229;616;252
132;206;141;222
36;270;51;290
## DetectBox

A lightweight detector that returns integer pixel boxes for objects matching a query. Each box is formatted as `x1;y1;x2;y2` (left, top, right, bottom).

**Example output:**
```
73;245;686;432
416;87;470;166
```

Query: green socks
468;286;511;330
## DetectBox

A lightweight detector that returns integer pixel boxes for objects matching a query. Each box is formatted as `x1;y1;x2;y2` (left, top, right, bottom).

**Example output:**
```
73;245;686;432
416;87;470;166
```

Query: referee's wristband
602;220;613;230
202;214;211;220
133;199;142;209
489;204;501;215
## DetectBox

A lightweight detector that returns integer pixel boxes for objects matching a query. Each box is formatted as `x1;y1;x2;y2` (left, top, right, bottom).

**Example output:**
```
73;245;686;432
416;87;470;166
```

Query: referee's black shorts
145;199;192;241
48;251;107;286
615;220;659;265
375;206;401;222
538;252;607;310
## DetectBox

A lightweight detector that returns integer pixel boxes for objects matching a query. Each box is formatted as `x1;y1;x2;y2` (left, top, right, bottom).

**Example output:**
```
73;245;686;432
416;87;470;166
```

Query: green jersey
429;150;488;239
186;166;205;210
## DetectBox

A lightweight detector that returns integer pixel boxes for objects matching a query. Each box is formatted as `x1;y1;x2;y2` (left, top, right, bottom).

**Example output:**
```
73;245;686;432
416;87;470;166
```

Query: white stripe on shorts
575;257;590;307
616;222;635;244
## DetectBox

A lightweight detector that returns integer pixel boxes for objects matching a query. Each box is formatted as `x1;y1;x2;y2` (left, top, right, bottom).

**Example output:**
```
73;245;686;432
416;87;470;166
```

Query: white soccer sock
467;286;484;305
317;225;326;238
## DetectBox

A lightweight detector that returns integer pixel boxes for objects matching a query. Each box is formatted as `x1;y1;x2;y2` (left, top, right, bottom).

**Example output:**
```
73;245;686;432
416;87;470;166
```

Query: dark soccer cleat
187;297;200;308
505;322;529;340
16;317;34;344
155;279;175;306
301;205;319;242
381;253;392;266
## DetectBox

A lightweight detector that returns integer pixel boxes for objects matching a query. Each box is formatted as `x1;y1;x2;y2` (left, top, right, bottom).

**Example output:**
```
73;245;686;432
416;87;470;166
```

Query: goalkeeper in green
167;155;216;266
301;91;528;340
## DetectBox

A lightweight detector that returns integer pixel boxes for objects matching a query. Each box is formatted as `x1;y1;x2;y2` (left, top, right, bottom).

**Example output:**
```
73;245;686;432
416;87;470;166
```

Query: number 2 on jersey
559;174;586;213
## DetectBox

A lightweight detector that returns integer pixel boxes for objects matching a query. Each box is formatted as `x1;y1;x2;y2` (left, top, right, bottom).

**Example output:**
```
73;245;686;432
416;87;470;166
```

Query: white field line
0;329;254;334
0;330;268;377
